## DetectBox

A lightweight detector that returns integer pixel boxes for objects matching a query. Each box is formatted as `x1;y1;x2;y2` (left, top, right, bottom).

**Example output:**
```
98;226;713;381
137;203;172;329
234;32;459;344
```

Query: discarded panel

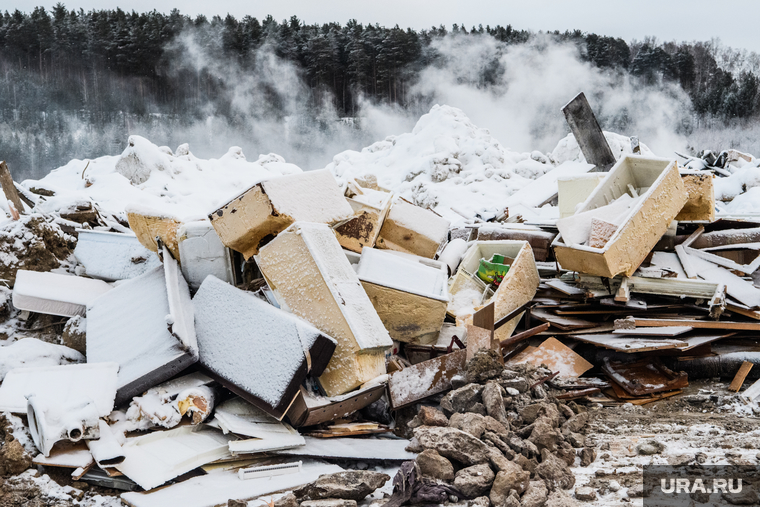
12;270;112;317
562;92;617;170
116;426;235;491
508;337;592;378
474;225;557;262
87;254;198;405
602;357;688;396
276;436;416;461
177;221;235;290
256;222;391;397
126;209;181;261
194;275;336;420
675;172;715;223
285;381;387;428
74;230;162;281
334;186;393;253
387;350;466;409
376;197;450;259
553;156;688;278
214;397;305;454
357;248;449;344
572;333;684;353
209;169;353;259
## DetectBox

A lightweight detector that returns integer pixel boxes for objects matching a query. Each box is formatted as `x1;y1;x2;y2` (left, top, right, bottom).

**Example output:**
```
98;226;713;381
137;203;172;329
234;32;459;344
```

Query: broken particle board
553;156;688;278
612;326;692;337
12;270;112;318
675;172;715;222
572;333;685;353
376;197;450;259
507;337;592;378
531;308;598;331
603;357;688;397
387;350;467;409
86;254;198;405
256;222;392;397
687;254;760;308
285;381;387;428
194;276;335;421
357;248;449;344
209;169;353;259
126;209;181;261
334;186;393;253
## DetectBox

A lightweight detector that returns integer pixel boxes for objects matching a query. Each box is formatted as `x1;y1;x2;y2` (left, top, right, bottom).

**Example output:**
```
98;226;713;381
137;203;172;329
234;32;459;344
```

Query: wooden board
573;333;685;353
729;361;754;392
545;279;588;296
603;357;688;396
612;326;692;337
531;307;598;331
562;92;616;170
507;337;592;377
387;350;467;409
633;318;760;331
727;304;760;321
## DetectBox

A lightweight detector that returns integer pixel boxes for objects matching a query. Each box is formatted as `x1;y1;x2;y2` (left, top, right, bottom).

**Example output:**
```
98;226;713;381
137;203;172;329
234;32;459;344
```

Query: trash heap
0;93;759;506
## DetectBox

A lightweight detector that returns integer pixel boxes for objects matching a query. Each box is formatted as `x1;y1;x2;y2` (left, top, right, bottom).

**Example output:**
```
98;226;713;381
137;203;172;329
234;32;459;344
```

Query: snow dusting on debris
0;338;84;381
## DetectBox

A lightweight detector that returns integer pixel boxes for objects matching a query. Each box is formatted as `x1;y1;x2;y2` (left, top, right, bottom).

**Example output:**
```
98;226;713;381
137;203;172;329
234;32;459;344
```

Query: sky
7;0;760;53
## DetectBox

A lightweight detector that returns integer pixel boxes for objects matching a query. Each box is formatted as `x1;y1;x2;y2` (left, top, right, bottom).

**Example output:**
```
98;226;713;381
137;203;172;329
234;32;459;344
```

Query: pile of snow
25;137;302;222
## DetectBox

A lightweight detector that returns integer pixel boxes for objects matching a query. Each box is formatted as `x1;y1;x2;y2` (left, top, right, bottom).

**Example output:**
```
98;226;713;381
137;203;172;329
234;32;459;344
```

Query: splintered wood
729;361;754;392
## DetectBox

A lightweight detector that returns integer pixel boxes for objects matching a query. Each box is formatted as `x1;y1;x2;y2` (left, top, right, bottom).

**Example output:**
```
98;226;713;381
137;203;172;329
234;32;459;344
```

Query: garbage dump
0;96;760;506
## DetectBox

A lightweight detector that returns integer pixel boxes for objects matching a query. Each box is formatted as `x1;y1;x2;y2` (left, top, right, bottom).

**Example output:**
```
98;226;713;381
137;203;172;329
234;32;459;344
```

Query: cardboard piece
12;270;112;318
376;198;450;259
357;248;449;344
87;250;198;405
257;222;392;396
193;275;336;420
209;170;353;259
74;230;162;281
508;337;592;378
334;186;393;253
553;156;688;278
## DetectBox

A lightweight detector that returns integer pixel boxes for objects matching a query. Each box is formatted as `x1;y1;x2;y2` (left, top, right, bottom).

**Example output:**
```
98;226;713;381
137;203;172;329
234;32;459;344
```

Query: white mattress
74;230;161;281
12;270;112;317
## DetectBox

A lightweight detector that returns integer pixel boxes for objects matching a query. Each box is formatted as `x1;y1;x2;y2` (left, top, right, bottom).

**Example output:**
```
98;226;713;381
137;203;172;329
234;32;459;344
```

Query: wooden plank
387;350;467;409
573;333;685;353
727;304;760;321
531;307;598;331
729;361;754;392
614;277;630;302
612;326;692;337
508;337;593;377
545;279;587;296
633;318;760;331
687;254;760;308
675;245;698;279
500;323;550;351
686;244;760;276
561;92;616;171
678;332;734;351
537;323;616;336
0;161;25;215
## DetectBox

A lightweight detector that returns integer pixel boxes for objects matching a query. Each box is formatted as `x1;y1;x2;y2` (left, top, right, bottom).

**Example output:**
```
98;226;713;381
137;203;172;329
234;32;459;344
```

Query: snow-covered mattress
12;270;113;317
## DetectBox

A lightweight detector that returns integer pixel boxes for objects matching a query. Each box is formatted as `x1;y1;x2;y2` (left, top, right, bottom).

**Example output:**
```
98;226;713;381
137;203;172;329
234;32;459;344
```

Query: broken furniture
86;247;198;405
0;362;118;456
376;197;450;259
213;397;305;454
209;169;353;259
74;230;162;281
177;220;237;289
285;380;388;428
193;275;336;420
126;207;182;261
557;173;606;219
553;156;688;278
256;222;392;397
447;240;540;342
357;247;449;344
334;182;393;253
12;270;112;317
676;172;715;222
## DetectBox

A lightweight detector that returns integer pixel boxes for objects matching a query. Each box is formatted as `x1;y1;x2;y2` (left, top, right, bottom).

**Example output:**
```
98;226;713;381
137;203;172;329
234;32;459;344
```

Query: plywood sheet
508;337;592;377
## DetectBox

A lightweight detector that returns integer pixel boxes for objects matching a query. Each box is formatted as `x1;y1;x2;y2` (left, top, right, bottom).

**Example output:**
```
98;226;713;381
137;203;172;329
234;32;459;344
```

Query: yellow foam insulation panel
334;186;393;253
209;169;353;259
126;209;181;261
448;240;539;342
376;198;450;259
256;222;392;397
675;172;715;223
553;156;688;278
356;247;449;344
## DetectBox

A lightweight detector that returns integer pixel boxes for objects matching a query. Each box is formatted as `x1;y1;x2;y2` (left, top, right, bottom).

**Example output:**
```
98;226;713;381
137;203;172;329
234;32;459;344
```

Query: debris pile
0;92;759;506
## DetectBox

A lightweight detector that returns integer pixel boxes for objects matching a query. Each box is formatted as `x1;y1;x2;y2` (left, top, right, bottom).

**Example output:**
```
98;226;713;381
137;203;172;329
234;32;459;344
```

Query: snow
26;135;303;223
193;275;329;409
12;270;113;318
126;372;214;430
261;169;353;222
0;338;84;381
74;230;162;281
357;247;448;301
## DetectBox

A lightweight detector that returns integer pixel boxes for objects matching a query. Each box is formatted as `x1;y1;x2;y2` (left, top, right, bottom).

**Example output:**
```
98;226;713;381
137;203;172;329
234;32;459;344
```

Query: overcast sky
9;0;760;53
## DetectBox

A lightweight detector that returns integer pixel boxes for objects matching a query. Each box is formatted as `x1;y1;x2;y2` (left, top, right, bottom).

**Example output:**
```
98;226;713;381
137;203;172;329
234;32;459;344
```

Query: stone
723;483;759;504
536;454;575;491
484;415;509;436
580;447;596;467
566;432;585;449
416;449;455;481
558;404;574;420
483;432;514;458
413;426;491;465
466;349;504;383
506;387;520;396
274;492;299;507
449;412;487;439
574;487;596;501
228;500;247;507
294;471;390;501
501;377;528;393
561;412;589;434
515;454;538;477
490;462;530;505
469;496;490;507
469;403;488;416
555;442;576;467
488;448;515;472
454;464;495;498
626;484;644;498
61;315;87;355
546;489;581;507
521;480;549;507
483;382;509;426
636;439;665;456
441;384;484;414
528;418;560;453
521;403;560;427
532;385;546;399
300;501;358;507
0;416;32;476
418;406;449;427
